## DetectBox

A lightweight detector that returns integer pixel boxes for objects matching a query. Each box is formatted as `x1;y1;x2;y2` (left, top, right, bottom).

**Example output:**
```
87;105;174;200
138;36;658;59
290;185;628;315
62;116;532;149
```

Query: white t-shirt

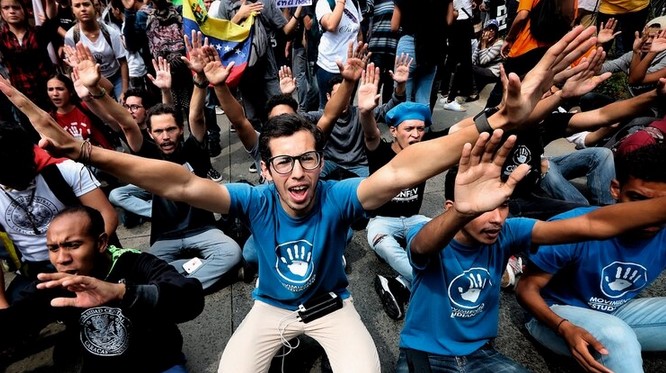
0;160;100;261
113;21;147;78
454;0;473;20
65;24;129;78
316;0;362;73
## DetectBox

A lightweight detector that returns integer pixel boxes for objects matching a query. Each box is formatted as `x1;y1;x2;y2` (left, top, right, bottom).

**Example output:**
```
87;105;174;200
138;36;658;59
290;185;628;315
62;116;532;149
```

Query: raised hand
237;0;263;19
389;53;412;84
337;41;370;82
72;42;101;88
357;63;380;113
453;130;530;215
633;27;649;53
560;47;611;99
650;29;666;53
201;45;235;86
558;321;612;373
37;272;126;308
503;26;598;127
148;57;172;90
278;65;296;95
181;30;209;74
597;18;621;44
71;68;90;99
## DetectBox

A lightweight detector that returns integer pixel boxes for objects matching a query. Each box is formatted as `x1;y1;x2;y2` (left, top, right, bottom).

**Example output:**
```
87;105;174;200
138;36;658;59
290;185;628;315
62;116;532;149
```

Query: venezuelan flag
182;0;254;87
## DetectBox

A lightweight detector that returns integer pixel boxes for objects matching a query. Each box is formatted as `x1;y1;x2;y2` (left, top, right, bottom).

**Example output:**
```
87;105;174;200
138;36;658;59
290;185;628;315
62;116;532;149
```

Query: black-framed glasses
123;104;144;112
268;151;322;174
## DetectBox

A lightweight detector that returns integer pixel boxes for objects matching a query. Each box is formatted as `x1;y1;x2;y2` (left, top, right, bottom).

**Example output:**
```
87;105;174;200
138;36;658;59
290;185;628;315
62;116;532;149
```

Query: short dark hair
615;142;666;185
0;121;36;190
266;94;298;116
124;88;152;108
258;114;325;165
52;205;106;239
327;76;344;95
146;103;183;131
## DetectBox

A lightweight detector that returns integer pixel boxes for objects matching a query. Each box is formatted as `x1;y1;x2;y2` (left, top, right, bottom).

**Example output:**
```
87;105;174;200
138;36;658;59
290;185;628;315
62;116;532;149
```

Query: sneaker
207;168;223;182
248;164;257;173
441;100;466;112
501;255;524;289
122;210;145;229
374;274;408;320
215;106;225;115
465;94;479;102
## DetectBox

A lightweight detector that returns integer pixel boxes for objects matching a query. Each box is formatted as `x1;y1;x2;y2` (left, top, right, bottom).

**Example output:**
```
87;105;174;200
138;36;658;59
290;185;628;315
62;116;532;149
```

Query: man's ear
389;126;397;138
97;232;109;254
147;130;155;141
260;161;273;182
444;200;454;211
610;179;621;201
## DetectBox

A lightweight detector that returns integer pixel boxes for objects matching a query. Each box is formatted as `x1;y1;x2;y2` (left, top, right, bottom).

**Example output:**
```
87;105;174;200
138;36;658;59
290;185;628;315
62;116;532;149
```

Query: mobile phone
182;257;203;274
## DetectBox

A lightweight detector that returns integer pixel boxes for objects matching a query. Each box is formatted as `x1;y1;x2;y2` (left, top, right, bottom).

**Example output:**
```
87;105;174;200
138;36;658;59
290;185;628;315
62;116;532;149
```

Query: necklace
2;187;42;235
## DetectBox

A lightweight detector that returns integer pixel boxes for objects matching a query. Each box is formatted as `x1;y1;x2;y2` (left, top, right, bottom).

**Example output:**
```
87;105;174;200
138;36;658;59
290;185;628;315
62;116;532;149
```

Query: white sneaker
442;100;466;112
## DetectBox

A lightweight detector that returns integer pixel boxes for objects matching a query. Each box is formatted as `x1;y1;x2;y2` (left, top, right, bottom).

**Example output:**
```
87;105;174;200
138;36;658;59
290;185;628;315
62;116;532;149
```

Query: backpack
221;0;269;68
613;118;666;157
145;6;187;67
529;0;572;43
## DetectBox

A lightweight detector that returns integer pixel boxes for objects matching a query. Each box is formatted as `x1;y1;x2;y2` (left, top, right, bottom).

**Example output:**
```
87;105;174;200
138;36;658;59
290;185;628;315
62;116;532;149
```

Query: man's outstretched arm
357;25;600;211
0;76;233;215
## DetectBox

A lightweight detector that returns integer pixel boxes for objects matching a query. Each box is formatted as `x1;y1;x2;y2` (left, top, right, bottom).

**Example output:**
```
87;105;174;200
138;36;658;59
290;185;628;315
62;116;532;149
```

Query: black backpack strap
40;164;80;207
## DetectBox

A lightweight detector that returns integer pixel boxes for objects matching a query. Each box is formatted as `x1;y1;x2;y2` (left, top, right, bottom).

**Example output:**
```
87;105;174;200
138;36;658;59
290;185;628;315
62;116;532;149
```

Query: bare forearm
318;78;354;136
321;2;345;31
120;61;129;95
86;86;143;151
188;85;207;142
213;84;257;150
411;207;475;256
533;196;666;245
569;89;657;131
628;53;654;84
360;109;380;150
515;277;564;331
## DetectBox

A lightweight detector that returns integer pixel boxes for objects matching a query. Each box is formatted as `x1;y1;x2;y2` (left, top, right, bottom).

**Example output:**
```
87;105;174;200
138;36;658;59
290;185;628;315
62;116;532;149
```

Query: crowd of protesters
0;0;665;371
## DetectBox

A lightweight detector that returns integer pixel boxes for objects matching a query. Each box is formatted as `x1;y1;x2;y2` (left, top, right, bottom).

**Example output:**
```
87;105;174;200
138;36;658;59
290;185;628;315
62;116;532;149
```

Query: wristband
193;78;209;88
473;107;498;134
556;318;569;334
90;87;106;100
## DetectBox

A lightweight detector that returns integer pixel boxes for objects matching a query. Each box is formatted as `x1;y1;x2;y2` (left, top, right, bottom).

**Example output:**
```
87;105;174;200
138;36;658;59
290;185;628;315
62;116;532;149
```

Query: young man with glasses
2;25;600;372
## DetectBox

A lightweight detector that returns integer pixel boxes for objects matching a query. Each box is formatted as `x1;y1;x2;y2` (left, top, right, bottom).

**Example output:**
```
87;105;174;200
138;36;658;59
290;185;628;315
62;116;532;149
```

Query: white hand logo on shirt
280;243;312;277
458;273;486;303
67;124;84;140
606;265;641;291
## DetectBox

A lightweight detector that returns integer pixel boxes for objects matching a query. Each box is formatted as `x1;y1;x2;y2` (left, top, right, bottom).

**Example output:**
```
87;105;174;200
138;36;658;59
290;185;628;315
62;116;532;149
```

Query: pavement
6;90;666;373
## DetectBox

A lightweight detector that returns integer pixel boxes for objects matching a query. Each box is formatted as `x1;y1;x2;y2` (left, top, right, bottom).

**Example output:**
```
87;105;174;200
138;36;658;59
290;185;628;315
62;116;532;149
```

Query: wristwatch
473;106;500;134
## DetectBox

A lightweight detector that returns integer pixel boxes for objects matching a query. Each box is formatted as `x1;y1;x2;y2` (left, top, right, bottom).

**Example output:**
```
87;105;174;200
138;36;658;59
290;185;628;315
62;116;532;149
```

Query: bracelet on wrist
193;78;209;88
90;87;106;100
556;318;569;334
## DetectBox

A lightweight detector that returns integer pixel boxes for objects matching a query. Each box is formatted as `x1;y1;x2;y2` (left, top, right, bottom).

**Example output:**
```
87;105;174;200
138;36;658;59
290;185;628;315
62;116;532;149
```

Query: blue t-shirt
400;218;536;356
226;178;365;310
530;207;666;313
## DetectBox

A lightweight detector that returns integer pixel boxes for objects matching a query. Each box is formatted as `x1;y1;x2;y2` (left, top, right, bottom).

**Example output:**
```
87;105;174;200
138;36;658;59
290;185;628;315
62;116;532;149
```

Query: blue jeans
540;147;615;206
293;46;319;112
320;160;369;178
366;215;431;288
150;228;241;290
396;35;437;104
525;298;666;372
163;363;187;373
109;184;152;218
396;346;529;373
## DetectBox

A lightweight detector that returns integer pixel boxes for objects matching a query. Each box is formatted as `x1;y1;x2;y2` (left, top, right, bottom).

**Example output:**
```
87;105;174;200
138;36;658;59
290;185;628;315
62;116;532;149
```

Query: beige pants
218;298;381;373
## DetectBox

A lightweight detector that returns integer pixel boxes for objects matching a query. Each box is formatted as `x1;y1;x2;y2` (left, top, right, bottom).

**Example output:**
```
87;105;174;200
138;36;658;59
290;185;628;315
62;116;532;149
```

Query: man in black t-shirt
140;104;241;290
362;99;432;320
